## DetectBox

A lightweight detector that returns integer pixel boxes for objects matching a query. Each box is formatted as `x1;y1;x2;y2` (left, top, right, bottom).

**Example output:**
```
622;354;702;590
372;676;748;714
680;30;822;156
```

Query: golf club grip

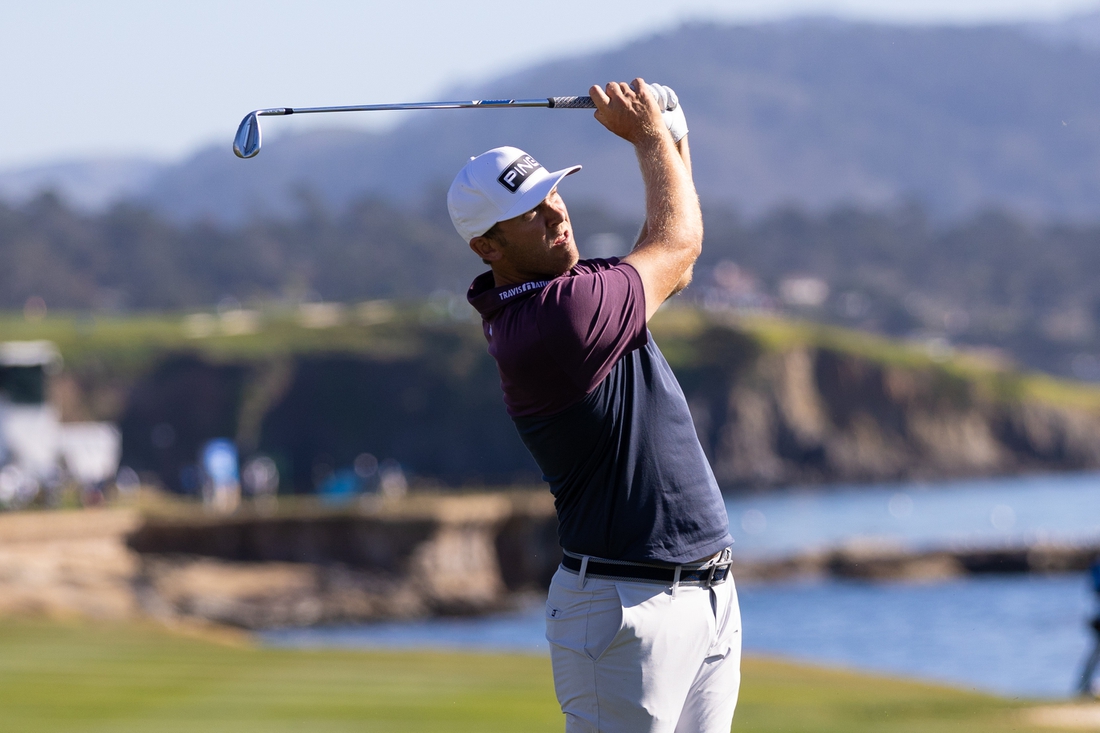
548;96;596;109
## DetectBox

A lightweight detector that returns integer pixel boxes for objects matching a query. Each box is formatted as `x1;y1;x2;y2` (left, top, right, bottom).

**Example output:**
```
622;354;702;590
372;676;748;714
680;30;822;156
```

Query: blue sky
1;0;1096;169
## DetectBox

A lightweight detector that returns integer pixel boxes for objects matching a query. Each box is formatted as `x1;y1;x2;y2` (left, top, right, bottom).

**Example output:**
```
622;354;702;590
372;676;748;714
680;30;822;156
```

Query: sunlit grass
735;657;1042;733
0;304;447;373
0;620;1057;733
0;620;560;733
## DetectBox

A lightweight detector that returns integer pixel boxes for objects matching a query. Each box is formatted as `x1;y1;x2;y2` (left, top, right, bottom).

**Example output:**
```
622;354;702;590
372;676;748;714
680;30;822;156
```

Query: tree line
3;191;1099;378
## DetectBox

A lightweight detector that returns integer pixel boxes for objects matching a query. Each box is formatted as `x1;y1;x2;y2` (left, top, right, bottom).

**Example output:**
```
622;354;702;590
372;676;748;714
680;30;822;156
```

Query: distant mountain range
0;158;164;211
4;14;1100;224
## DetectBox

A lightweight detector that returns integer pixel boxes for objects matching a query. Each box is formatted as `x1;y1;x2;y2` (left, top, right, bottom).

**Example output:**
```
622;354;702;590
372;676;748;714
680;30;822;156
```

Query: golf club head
233;112;262;159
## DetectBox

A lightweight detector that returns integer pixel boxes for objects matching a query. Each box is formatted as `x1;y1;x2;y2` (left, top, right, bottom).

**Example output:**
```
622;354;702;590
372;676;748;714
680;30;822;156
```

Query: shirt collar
466;258;618;319
467;270;553;319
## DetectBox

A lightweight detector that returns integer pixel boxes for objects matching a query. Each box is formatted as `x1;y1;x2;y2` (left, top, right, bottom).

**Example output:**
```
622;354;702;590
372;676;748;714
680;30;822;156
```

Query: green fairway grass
0;620;1058;732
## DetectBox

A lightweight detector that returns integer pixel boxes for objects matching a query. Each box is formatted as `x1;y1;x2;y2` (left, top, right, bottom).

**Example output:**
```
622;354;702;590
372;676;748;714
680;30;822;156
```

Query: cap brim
499;165;582;223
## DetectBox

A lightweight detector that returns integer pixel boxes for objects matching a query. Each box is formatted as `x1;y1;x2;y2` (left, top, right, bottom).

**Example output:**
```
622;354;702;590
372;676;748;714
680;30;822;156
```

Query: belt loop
671;564;682;599
578;556;590;589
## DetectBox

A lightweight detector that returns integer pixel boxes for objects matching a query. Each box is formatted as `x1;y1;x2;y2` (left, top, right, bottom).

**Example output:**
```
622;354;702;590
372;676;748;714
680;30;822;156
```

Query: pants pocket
546;575;624;662
583;592;624;661
709;578;741;661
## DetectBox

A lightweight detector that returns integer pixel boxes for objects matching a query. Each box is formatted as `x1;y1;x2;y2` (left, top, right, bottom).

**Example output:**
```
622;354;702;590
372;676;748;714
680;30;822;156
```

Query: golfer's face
495;189;578;278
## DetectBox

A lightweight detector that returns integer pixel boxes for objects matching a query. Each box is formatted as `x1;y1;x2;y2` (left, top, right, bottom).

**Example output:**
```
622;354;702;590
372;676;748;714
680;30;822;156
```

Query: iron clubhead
233;112;262;159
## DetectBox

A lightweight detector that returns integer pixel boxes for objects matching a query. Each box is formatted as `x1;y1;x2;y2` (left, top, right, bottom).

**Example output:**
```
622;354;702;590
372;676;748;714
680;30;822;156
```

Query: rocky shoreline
731;539;1100;583
1;496;1096;630
0;494;560;629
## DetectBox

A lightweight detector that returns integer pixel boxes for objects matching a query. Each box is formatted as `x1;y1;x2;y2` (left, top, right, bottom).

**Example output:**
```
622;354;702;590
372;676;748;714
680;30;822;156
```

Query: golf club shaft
234;96;596;158
251;96;595;117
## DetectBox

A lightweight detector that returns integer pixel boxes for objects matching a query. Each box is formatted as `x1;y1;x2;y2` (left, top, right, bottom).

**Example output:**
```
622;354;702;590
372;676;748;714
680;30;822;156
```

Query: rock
827;547;965;582
0;494;560;629
136;556;426;628
0;509;142;620
694;346;1100;489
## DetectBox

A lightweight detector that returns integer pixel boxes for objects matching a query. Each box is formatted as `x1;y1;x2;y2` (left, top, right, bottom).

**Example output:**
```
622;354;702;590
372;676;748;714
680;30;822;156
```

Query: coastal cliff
36;306;1100;492
685;341;1100;488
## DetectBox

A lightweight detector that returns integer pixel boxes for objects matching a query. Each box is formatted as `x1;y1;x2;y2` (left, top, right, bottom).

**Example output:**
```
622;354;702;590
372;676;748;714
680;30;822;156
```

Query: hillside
101;18;1100;223
8;306;1100;492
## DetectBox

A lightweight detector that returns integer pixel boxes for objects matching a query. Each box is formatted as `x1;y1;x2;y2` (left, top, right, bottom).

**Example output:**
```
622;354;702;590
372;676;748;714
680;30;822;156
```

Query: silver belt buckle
705;549;733;587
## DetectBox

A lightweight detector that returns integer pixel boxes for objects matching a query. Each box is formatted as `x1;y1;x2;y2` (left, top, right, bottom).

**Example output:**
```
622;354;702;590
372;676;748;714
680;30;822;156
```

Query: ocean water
725;471;1100;558
739;574;1094;698
262;472;1100;698
262;574;1098;698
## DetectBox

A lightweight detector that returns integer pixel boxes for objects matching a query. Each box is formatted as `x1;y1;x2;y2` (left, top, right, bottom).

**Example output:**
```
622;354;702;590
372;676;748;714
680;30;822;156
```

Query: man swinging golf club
449;78;740;732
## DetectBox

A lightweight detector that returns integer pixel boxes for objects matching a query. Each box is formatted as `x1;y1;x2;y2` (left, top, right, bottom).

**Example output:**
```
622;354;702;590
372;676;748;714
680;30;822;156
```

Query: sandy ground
0;509;141;620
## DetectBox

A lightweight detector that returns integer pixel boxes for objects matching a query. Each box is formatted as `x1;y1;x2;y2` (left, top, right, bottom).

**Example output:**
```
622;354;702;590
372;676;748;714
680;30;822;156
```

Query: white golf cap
447;146;581;243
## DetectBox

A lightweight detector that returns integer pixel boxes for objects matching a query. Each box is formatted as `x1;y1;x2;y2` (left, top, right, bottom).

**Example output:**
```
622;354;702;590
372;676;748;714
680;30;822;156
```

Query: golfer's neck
493;270;524;288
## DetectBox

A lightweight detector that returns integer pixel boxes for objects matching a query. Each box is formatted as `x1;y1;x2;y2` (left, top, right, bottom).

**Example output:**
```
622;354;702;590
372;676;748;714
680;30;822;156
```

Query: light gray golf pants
545;561;741;733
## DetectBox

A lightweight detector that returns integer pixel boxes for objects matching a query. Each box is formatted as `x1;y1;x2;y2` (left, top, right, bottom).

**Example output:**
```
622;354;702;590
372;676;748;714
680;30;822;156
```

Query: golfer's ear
470;235;502;262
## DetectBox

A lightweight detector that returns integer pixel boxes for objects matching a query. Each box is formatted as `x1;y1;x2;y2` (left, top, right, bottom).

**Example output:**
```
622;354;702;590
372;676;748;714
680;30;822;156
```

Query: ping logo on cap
497;154;543;193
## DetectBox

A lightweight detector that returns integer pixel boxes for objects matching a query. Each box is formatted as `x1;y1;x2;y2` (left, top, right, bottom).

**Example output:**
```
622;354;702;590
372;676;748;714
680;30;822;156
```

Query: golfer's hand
590;78;665;145
648;83;688;143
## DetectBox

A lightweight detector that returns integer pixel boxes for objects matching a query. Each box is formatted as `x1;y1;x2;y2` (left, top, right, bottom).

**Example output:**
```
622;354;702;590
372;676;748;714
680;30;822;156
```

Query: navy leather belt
561;551;732;587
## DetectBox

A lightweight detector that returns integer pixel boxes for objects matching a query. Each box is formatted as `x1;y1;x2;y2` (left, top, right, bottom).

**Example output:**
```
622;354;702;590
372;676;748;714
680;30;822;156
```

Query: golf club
233;96;597;159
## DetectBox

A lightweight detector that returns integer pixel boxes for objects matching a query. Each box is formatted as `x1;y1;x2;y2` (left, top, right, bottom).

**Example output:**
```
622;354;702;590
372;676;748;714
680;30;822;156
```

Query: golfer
448;78;739;733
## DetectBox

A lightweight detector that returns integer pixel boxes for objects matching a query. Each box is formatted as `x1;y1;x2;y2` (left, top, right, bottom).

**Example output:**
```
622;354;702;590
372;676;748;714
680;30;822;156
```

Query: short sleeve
535;262;648;393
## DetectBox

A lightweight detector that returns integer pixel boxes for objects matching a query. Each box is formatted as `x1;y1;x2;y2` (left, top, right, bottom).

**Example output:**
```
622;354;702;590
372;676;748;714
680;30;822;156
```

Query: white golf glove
647;82;688;143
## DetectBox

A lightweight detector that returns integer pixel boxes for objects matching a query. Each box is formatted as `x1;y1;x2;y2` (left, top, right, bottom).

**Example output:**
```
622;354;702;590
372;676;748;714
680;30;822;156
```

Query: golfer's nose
542;197;566;226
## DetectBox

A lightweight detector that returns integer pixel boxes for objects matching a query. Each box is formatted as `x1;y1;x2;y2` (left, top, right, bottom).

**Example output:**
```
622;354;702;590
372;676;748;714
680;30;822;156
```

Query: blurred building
0;341;121;508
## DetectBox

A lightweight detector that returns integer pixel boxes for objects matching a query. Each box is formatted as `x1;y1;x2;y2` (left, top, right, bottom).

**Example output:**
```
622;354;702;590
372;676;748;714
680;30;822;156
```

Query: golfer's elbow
666;230;700;295
671;264;694;296
674;214;704;265
676;189;704;251
686;229;703;263
675;214;703;290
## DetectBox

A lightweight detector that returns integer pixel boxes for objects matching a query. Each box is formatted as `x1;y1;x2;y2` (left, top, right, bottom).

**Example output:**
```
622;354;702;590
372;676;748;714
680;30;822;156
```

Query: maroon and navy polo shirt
468;258;732;565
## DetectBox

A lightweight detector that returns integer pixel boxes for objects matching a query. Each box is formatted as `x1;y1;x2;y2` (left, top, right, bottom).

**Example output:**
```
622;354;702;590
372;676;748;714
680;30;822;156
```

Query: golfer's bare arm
632;136;695;297
590;79;703;322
